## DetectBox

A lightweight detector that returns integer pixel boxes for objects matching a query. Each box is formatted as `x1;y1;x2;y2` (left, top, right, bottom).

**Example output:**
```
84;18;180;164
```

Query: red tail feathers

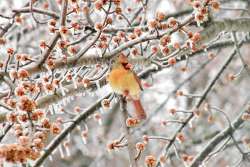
132;99;147;120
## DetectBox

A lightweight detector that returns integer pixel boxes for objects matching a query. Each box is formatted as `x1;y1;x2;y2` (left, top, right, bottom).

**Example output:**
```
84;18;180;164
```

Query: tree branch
156;36;245;166
190;104;250;167
120;96;138;167
201;18;250;43
36;0;68;67
32;93;111;167
12;7;59;19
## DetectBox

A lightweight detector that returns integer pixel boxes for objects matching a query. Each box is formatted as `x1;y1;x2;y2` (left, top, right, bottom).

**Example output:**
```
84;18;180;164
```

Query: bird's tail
132;99;147;120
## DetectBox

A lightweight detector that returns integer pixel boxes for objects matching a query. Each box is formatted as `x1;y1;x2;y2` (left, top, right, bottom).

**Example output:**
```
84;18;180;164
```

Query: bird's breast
108;68;141;97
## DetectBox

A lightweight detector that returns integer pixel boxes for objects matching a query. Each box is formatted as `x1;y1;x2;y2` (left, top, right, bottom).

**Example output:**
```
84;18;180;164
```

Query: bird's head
111;54;130;69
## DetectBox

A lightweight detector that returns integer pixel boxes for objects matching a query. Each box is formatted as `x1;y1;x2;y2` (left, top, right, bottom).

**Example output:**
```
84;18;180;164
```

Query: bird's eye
110;59;116;65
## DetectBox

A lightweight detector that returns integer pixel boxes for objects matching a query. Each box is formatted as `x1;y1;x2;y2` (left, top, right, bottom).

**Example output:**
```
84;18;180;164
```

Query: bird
107;54;147;120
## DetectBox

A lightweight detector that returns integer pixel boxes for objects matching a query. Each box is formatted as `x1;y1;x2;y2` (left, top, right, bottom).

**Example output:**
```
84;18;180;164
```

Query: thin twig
231;31;250;77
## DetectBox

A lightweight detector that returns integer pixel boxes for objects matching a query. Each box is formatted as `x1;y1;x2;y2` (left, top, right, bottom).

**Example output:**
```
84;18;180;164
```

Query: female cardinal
107;55;147;120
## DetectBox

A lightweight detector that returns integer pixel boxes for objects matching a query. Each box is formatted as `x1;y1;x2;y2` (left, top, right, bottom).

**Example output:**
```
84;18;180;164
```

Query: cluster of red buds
0;125;48;163
242;136;250;148
95;0;122;14
107;139;127;151
136;142;146;151
176;132;185;143
145;155;157;167
182;153;194;163
101;99;111;110
126;117;140;127
18;96;36;112
0;144;40;163
242;113;250;121
191;0;220;26
148;12;172;31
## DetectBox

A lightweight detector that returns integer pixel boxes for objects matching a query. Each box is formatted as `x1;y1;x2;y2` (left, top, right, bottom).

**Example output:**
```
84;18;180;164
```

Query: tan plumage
107;55;146;120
